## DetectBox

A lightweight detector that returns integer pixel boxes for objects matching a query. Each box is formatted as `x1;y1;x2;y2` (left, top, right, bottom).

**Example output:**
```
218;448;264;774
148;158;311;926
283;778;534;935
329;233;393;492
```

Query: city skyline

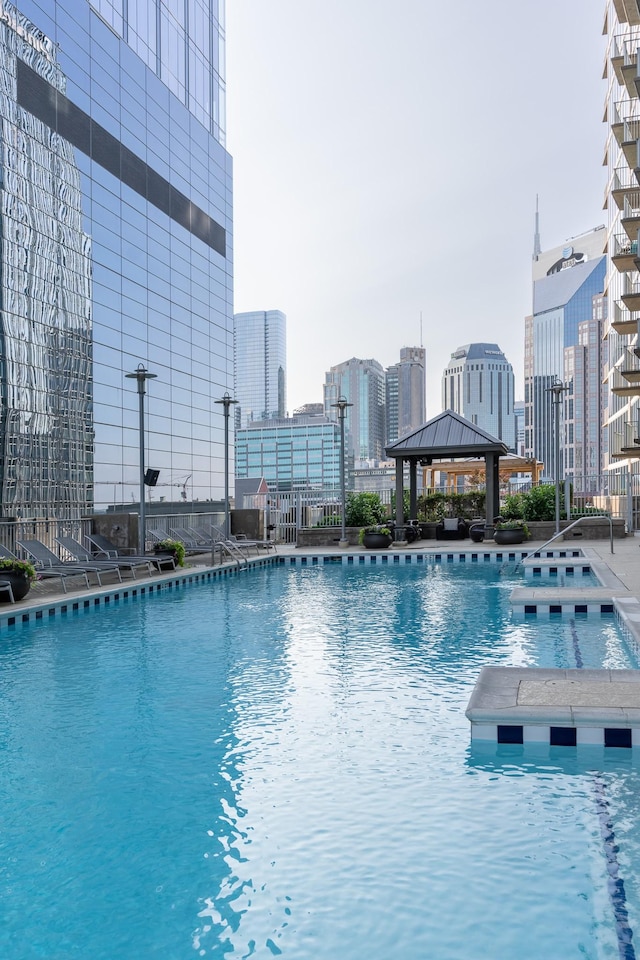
226;1;605;418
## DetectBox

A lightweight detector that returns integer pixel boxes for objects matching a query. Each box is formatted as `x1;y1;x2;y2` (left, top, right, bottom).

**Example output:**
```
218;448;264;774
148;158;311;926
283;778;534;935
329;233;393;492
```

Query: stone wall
297;527;361;547
526;518;626;540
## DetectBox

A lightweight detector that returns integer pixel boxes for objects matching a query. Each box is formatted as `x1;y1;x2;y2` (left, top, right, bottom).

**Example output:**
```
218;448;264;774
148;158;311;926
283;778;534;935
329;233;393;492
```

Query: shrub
501;493;525;520
345;492;387;527
520;485;561;522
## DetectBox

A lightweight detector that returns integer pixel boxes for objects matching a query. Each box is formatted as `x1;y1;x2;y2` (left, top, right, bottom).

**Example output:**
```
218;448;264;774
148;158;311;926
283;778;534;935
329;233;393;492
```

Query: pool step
466;666;640;746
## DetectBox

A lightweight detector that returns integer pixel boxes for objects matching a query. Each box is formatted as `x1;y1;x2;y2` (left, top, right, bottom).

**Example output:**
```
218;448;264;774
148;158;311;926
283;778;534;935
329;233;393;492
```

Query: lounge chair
209;524;275;553
0;543;88;592
168;527;213;553
85;533;176;572
184;526;216;546
17;539;122;586
56;536;153;579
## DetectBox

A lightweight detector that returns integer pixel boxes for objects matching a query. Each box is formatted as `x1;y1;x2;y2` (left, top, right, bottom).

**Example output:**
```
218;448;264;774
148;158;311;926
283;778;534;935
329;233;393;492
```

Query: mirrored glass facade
233;310;287;429
0;0;232;517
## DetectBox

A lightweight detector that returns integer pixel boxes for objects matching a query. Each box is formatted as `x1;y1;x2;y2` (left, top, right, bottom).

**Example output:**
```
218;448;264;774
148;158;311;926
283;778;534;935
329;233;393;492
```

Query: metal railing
519;515;614;566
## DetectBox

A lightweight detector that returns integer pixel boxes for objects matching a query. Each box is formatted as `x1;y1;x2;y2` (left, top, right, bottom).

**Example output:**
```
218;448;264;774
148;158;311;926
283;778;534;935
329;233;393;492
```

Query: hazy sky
226;1;606;418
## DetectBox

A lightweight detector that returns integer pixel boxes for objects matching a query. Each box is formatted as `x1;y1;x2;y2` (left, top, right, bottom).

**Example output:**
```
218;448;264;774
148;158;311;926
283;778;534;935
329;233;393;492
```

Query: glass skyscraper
524;226;606;480
0;0;232;516
323;357;386;463
233;310;287;429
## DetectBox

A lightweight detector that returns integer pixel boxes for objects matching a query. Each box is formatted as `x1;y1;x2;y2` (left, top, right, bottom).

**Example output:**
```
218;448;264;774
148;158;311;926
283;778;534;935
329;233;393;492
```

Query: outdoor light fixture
330;396;353;547
547;379;569;535
125;363;157;556
214;392;239;540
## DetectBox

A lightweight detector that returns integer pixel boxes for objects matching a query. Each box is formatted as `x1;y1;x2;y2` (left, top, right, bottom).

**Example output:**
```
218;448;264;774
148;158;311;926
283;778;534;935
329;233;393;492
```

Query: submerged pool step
466;666;640;746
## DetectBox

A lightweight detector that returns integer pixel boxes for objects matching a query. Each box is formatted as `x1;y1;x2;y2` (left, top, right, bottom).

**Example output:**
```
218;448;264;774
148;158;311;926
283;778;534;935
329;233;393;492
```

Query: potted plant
359;525;393;549
153;538;186;567
0;558;37;601
493;519;530;545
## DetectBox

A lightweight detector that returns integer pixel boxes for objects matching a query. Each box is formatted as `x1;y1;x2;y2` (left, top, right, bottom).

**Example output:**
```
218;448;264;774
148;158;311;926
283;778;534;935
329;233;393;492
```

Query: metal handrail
519;515;614;565
211;538;249;569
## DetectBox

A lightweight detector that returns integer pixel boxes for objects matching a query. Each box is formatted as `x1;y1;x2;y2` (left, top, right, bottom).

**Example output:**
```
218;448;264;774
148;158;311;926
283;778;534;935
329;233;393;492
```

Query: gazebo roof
385;409;509;460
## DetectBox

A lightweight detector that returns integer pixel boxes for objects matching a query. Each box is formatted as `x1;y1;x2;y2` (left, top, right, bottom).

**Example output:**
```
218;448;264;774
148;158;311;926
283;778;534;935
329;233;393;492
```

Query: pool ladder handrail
212;537;249;569
518;514;614;568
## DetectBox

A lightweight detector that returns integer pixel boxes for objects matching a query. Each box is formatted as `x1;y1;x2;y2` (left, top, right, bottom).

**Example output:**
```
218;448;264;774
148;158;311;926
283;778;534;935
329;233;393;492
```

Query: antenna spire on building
533;194;542;260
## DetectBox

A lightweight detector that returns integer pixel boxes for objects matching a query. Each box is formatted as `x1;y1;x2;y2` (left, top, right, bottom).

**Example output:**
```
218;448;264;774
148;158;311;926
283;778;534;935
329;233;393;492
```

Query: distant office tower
324;357;386;462
524;225;606;480
563;294;608;487
386;347;426;443
0;0;232;516
235;413;343;491
442;344;516;451
603;4;640;475
514;401;525;457
234;311;287;428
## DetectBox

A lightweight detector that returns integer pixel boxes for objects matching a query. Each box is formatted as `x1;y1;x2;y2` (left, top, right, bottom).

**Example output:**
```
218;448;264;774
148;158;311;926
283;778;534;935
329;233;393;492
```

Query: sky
225;0;607;419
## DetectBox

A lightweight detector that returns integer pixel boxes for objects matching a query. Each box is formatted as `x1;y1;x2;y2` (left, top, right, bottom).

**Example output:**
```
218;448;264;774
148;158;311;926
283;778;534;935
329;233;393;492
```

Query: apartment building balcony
612;39;640;97
610;419;640;458
611;232;640;271
613;0;640;28
611;350;640;396
621;277;640;313
622;191;640;239
610;166;640;208
611;112;640;167
612;298;640;330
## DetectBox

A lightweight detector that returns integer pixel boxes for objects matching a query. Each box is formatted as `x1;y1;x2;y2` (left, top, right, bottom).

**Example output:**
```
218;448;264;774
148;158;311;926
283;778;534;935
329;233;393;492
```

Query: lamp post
125;364;157;556
214;392;238;540
331;396;353;547
547;379;568;535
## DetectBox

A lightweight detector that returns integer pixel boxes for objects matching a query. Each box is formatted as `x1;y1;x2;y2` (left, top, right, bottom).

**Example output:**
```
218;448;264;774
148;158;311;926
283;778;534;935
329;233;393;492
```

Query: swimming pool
1;563;638;959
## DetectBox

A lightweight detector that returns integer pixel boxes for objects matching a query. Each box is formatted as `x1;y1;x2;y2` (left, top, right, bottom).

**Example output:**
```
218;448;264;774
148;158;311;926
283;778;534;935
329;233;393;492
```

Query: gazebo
385;410;509;535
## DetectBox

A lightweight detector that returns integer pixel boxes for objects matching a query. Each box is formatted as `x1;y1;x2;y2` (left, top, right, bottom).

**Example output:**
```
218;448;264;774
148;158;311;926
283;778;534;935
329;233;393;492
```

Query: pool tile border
0;556;276;631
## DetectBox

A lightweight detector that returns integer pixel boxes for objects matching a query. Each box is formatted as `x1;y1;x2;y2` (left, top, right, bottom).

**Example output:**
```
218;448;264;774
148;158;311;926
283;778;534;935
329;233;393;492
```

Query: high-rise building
235;414;343;491
524;225;606;480
0;0;232;516
514;401;525;457
441;343;516;451
603;4;640;473
323;357;386;462
563;294;607;488
385;346;426;444
234;310;287;429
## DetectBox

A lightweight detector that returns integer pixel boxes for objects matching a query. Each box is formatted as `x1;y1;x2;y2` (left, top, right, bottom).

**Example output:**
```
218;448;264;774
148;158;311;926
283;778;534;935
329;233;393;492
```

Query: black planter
362;533;392;549
469;525;485;543
153;547;178;569
0;571;32;602
493;528;524;545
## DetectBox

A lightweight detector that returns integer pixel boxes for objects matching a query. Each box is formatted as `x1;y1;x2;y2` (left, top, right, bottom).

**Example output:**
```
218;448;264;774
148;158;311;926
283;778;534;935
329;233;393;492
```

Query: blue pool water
1;563;640;959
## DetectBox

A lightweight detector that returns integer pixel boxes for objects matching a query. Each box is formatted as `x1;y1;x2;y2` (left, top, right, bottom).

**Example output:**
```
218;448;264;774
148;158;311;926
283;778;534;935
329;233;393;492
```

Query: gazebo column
395;456;405;535
484;452;501;535
409;459;418;520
